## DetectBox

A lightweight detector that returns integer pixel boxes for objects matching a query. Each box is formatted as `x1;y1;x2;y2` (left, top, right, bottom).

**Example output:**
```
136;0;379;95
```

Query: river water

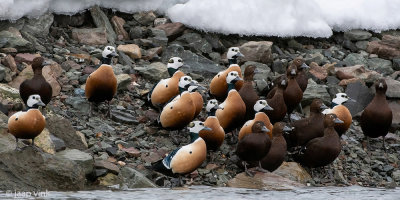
1;186;399;200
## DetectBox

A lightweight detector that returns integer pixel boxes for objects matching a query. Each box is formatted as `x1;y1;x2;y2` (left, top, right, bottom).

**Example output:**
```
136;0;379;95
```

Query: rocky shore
0;7;399;191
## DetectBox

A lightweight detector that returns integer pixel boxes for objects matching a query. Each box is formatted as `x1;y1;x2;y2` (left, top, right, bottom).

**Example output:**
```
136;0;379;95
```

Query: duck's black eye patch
189;151;192;154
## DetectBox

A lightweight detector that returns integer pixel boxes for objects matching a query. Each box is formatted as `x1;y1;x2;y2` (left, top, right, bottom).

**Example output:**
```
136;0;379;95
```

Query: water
1;186;399;200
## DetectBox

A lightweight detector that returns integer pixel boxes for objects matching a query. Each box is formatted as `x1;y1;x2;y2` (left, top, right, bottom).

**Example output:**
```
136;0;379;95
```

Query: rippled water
1;186;399;200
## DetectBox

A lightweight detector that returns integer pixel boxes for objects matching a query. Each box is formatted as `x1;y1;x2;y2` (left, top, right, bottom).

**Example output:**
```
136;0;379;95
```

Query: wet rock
46;115;88;150
117;44;142;59
21;13;54;38
116;74;132;91
367;58;393;75
309;62;328;81
134;62;168;82
111;16;129;40
343;81;374;116
110;109;138;125
155;22;186;39
343;53;368;67
273;162;312;184
0;146;86;191
0;30;33;52
34;128;56;154
344;30;372;41
65;96;90;113
94;160;120;174
56;149;94;175
90;6;116;44
71;28;107;45
227;171;304;190
161;44;223;78
239;41;273;64
118;167;157;188
302;79;331;106
385;78;400;98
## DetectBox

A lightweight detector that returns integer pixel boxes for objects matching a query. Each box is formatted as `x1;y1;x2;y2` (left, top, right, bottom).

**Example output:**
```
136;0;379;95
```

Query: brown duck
209;64;244;101
295;114;343;168
266;77;288;123
238;100;274;140
239;65;260;122
361;79;393;149
292;58;309;92
19;57;52;107
199;99;225;152
283;65;303;116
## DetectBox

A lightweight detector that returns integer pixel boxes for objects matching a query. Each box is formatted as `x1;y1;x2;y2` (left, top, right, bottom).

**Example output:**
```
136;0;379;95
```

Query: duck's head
243;65;258;81
227;47;244;60
32;57;51;71
179;76;195;91
375;78;388;93
102;46;118;59
168;57;186;69
206;99;222;113
27;94;45;109
226;71;242;84
254;100;273;112
332;93;356;105
252;121;270;134
273;122;293;137
324;113;344;127
292;57;309;70
188;121;212;142
310;99;329;113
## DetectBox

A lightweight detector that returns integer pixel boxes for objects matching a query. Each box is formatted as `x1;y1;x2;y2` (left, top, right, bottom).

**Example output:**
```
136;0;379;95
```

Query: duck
286;99;328;148
283;65;303;117
151;121;210;183
295;114;343;168
8;94;46;147
361;79;393;149
322;93;355;136
199;99;225;154
209;48;244;101
238;100;274;140
239;65;260;122
149;58;186;109
216;71;246;133
265;77;288;123
260;122;292;172
236;121;272;176
100;46;118;65
292;58;310;92
188;80;204;118
19;57;52;107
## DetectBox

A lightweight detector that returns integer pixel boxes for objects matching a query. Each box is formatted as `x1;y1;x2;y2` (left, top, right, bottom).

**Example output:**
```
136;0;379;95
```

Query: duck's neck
101;57;112;65
179;87;186;94
228;58;237;65
227;83;236;92
331;102;338;108
168;68;178;77
33;69;43;76
190;132;199;143
208;110;216;117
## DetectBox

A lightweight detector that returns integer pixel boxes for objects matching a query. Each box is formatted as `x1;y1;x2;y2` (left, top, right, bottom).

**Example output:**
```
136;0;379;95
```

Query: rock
367;35;400;59
65;96;90;113
161;44;223;78
50;135;66;152
154;18;168;26
54;13;87;27
71;28;107;45
287;39;303;50
21;13;54;38
129;26;143;40
134;62;168;82
0;65;5;82
344;30;372;41
305;52;326;65
0;146;86;191
143;47;163;60
110;109;138;125
176;32;212;54
302;79;331;106
2;54;17;72
117;44;142;59
343;81;374;116
393;58;400;71
122;147;141;158
0;83;19;99
273;162;312;184
118;167;157;188
385;78;400;98
0;124;16;153
46;115;88;150
111;16;129;40
309;62;328;81
368;57;394;75
392;170;400;182
227;171;304;190
239;41;273;64
380;34;400;49
56;149;94;175
15;53;40;64
133;11;157;25
356;41;369;50
116;74;132;91
343;53;368;66
335;65;381;85
42;63;63;96
271;59;287;74
0;31;33;52
94;160;120;174
343;39;358;52
155;22;186;39
34;128;56;154
241;61;272;81
90;5;116;44
98;173;119;186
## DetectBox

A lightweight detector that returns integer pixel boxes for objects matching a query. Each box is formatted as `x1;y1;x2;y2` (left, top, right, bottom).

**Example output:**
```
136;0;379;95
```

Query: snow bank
1;0;400;38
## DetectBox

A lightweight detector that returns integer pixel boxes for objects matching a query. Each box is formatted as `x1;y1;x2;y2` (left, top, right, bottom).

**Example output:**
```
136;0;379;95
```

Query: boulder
46;115;88;150
0;117;16;153
0;146;86;191
344;30;372;41
302;79;331;106
111;16;129;40
273;162;312;184
117;44;142;59
367;58;393;75
21;13;54;38
71;28;107;45
176;32;213;54
0;83;19;99
385;78;400;98
239;41;273;64
335;65;381;85
34;128;56;154
14;53;40;64
56;149;94;176
388;101;400;130
227;171;304;190
0;30;33;52
116;74;132;91
90;5;116;44
134;62;168;82
343;53;368;67
343;81;374;116
367;35;400;59
155;22;186;39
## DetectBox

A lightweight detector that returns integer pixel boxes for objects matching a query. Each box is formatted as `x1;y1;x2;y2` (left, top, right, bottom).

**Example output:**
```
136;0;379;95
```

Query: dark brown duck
266;77;288;124
292;58;309;92
239;65;259;122
19;57;52;106
283;65;303;115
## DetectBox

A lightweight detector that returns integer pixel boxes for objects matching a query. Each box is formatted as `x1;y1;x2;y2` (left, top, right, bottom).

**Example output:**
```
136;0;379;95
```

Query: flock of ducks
5;45;393;185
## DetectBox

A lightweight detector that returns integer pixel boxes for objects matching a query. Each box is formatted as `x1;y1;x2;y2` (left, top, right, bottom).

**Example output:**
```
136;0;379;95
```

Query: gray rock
129;26;144;40
272;59;287;74
0;146;86;191
343;53;368;67
385;78;400;98
118;167;157;188
204;34;224;51
393;170;400;182
56;149;94;175
241;61;272;81
0;65;6;82
161;44;224;78
133;11;157;25
287;39;303;50
50;135;66;152
393;58;400;71
149;28;168;47
177;33;213;54
154;18;168;26
302;79;331;106
344;30;372;41
356;41;369;50
20;31;47;52
90;6;116;44
0;119;16;153
367;58;393;75
343;40;358;52
87;118;115;134
343;81;374;116
21;13;54;38
134;62;168;82
46;115;88;150
0;31;33;52
116;74;132;91
209;52;221;63
305;52;326;65
110;109;138;125
65;96;90;113
239;41;273;64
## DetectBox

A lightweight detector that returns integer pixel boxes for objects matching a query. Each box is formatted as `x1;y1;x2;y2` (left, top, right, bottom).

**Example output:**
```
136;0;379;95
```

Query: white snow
1;0;400;38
